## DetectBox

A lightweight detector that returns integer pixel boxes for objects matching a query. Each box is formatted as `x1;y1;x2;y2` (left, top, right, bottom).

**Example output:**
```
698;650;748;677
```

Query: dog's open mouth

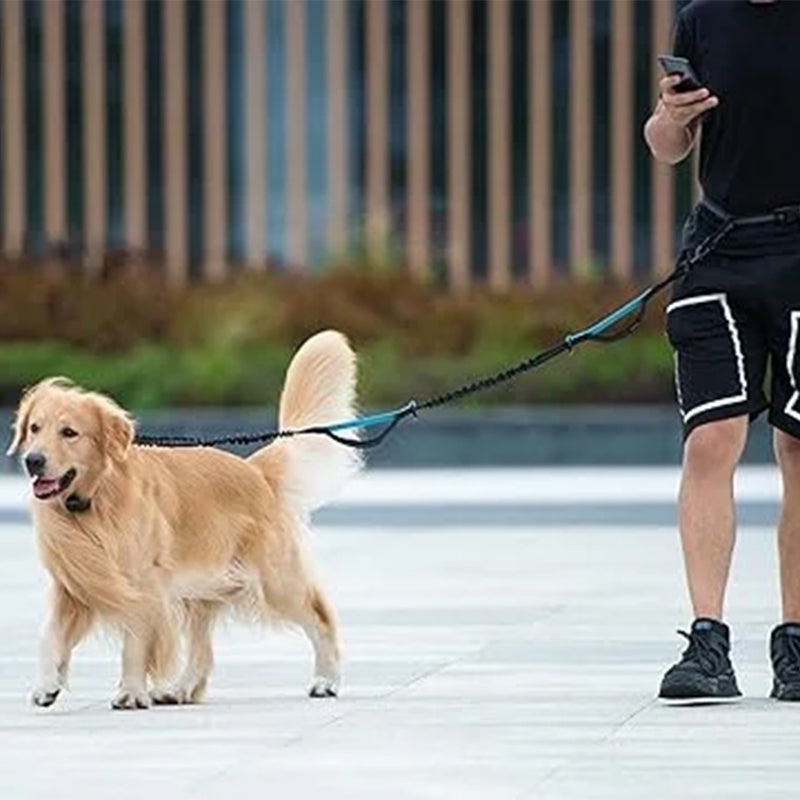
32;469;77;500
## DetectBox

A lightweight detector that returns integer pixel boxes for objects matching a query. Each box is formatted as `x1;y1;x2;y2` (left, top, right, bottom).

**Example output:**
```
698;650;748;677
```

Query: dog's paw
150;687;193;706
111;688;150;711
150;682;204;706
150;688;181;706
308;677;338;699
31;685;61;708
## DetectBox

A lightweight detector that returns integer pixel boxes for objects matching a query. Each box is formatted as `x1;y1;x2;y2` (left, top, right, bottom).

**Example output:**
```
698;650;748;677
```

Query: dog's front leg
32;585;93;708
111;627;151;710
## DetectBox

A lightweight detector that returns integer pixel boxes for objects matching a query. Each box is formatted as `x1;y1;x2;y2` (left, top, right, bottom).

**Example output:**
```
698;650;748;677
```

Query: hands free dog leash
134;202;800;452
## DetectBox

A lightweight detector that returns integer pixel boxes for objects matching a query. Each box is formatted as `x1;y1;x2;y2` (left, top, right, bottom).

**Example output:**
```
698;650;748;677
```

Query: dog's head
6;378;134;507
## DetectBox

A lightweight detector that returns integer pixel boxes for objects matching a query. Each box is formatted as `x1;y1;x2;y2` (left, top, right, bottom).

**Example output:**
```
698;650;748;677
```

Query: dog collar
65;494;92;513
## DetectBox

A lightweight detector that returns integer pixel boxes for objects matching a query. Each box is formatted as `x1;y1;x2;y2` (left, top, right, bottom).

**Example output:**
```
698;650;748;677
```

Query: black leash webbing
134;214;739;451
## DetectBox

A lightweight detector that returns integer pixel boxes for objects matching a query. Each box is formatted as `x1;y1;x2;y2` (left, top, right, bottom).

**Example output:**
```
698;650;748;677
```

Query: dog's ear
96;398;135;463
6;384;39;456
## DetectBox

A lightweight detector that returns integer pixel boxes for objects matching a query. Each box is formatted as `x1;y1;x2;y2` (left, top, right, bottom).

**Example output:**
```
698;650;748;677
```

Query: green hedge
0;266;676;408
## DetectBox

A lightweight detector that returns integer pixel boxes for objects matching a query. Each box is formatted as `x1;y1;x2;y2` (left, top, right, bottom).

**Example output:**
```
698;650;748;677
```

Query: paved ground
0;466;797;799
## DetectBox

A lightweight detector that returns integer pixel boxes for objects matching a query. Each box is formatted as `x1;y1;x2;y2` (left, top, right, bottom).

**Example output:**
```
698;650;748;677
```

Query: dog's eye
61;427;78;439
29;423;39;434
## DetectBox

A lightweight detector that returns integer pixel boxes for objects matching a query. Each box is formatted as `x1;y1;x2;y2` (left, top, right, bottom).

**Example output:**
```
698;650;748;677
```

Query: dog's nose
24;452;47;477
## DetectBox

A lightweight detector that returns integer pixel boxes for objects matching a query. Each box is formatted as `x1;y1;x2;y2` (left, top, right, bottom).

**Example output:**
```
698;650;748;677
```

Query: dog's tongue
33;477;60;499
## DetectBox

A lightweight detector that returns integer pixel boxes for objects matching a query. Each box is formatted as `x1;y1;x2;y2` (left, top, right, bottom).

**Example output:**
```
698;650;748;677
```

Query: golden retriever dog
7;330;361;710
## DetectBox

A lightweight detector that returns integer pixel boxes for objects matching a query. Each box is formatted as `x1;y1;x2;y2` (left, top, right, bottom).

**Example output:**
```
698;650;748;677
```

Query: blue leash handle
564;287;653;349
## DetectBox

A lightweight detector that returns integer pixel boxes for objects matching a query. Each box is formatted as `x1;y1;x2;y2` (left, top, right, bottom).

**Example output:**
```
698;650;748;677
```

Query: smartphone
657;54;702;93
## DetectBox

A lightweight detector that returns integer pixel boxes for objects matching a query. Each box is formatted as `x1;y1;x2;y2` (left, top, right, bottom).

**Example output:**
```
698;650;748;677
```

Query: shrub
0;257;675;408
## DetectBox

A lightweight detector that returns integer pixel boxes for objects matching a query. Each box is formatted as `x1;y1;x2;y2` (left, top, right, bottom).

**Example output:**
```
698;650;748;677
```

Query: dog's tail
248;330;362;516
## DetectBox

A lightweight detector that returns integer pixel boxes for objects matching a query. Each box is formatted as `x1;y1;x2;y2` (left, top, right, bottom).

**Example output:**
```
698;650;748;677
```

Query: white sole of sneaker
658;695;743;706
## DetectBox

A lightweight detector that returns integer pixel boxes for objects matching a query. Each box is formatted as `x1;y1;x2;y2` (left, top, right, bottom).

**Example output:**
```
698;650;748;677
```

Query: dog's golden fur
8;330;361;709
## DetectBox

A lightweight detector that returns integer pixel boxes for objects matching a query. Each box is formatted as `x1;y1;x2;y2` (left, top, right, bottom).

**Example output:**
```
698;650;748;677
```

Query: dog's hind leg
32;584;94;708
255;530;341;698
304;586;341;698
275;583;341;698
151;600;218;705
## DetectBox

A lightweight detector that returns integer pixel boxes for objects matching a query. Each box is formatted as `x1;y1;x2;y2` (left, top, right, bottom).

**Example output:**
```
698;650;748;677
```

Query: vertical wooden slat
488;0;511;291
164;0;188;284
83;0;106;270
43;0;66;245
651;1;674;276
447;0;470;292
245;0;266;269
365;0;389;258
610;0;633;281
123;0;147;252
407;0;429;279
569;0;592;278
286;0;307;269
203;0;227;279
3;0;25;256
529;0;551;287
327;0;348;255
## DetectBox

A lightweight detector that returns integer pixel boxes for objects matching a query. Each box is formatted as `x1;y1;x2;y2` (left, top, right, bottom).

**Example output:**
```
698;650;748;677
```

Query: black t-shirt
674;0;800;215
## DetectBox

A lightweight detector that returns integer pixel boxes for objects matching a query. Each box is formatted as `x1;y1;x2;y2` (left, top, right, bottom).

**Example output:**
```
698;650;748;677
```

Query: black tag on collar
65;494;92;513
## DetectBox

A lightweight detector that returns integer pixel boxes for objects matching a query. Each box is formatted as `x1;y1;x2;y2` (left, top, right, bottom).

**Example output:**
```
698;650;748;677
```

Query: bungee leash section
134;402;419;450
136;201;797;451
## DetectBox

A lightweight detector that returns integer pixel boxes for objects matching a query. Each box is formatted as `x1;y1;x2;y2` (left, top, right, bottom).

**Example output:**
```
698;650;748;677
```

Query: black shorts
667;202;800;440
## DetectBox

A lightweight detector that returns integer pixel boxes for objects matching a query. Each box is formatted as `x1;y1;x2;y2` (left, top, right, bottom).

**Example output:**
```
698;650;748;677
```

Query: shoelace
677;629;728;676
774;632;800;678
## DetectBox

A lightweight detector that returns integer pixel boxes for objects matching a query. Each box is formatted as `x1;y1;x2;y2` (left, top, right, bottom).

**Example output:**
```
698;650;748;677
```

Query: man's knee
684;417;748;475
774;430;800;473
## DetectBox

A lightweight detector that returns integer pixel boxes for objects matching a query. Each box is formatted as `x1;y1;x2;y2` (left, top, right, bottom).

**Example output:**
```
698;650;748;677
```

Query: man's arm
644;75;718;165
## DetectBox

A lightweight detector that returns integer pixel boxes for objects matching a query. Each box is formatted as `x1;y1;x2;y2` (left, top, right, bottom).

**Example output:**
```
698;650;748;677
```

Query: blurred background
0;0;773;467
0;6;788;790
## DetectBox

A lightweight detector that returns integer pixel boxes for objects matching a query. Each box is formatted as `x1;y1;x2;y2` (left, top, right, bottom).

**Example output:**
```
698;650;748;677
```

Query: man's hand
659;75;719;127
644;76;719;165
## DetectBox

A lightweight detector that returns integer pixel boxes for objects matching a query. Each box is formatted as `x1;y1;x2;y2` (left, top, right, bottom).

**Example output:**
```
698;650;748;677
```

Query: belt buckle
774;206;800;225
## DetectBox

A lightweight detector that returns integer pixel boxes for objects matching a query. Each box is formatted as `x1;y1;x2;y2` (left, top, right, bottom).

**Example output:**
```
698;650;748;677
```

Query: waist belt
701;197;800;227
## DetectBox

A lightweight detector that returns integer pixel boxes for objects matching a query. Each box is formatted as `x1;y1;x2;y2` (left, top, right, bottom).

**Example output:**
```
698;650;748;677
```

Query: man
644;0;800;704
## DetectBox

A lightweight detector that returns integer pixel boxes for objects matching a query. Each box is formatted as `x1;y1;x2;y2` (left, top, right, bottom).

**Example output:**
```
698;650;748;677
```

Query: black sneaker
770;623;800;701
658;618;742;705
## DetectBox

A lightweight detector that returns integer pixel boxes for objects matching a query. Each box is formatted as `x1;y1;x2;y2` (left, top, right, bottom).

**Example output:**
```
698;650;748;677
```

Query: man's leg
679;416;749;620
658;415;748;705
774;430;800;621
768;429;800;701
